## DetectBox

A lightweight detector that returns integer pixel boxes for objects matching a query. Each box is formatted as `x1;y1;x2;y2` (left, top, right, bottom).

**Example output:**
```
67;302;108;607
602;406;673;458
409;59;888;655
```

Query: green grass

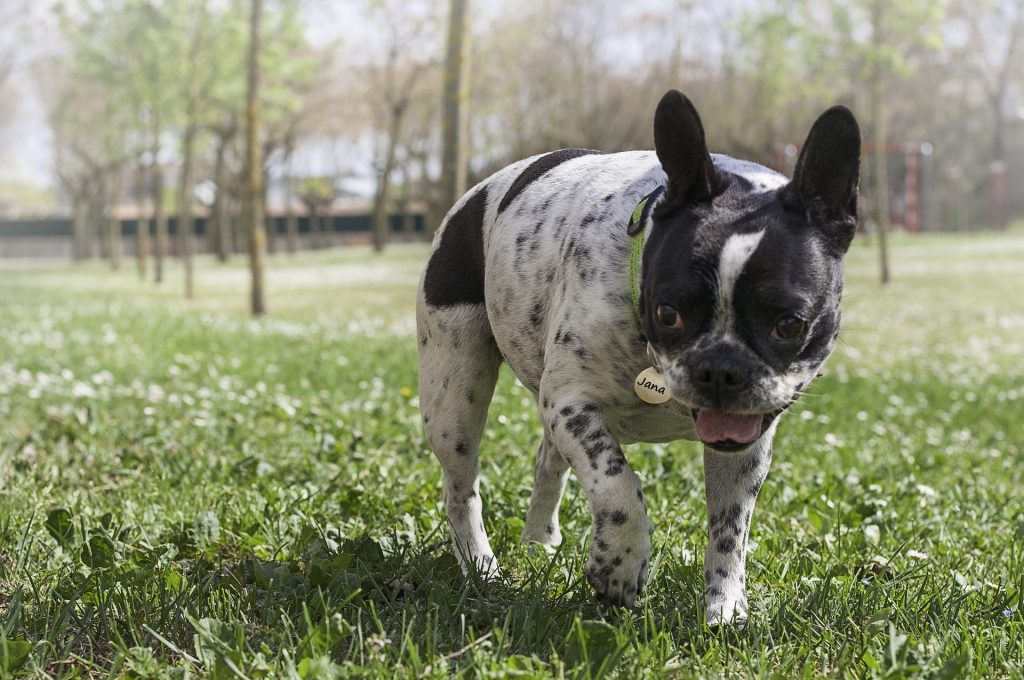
0;233;1022;678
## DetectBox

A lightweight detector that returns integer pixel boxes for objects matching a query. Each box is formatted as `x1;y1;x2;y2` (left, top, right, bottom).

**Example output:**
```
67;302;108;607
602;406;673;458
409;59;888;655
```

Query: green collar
626;186;664;325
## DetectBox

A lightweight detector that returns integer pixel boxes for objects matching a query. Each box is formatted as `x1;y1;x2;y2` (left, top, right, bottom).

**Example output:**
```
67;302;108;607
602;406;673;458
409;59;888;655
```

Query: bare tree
871;0;892;284
439;0;469;219
245;0;268;316
366;3;437;252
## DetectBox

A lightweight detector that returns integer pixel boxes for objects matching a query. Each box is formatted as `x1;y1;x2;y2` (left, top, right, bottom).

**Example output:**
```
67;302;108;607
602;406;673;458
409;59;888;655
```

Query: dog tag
634;367;671;404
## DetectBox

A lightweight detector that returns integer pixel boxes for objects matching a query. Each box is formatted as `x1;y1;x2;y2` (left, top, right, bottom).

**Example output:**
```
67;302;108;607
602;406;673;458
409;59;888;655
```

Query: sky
0;0;61;187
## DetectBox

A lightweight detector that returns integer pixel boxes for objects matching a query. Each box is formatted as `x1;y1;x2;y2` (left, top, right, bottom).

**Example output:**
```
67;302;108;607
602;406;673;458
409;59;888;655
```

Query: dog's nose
694;359;750;396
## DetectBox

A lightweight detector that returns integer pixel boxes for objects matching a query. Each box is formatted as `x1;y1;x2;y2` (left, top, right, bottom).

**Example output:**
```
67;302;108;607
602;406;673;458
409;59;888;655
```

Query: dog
415;90;860;625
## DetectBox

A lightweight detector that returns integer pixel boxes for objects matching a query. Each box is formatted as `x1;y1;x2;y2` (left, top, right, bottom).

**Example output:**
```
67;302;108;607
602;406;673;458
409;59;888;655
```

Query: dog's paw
705;597;748;627
584;530;651;607
458;552;502;582
521;519;562;548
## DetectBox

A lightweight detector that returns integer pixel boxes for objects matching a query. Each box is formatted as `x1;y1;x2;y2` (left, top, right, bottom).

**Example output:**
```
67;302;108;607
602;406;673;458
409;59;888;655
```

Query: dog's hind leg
417;303;503;578
522;433;570;547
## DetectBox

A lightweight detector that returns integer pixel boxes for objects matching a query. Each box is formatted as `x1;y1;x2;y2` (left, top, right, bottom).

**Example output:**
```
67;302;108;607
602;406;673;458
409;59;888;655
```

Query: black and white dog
416;90;860;624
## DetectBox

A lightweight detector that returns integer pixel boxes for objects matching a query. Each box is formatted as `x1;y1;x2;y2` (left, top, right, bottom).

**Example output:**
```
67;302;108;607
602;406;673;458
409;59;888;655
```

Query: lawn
0;231;1022;678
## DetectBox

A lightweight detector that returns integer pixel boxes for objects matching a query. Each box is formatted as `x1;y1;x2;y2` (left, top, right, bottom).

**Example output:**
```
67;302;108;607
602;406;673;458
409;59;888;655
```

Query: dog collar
627;186;664;325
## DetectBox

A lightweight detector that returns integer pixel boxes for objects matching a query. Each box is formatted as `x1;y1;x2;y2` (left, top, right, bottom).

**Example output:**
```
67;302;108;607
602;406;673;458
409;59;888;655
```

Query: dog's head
641;90;861;452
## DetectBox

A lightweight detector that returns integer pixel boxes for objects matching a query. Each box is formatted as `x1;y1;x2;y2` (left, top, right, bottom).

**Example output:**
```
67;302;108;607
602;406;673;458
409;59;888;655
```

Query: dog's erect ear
787;106;861;252
654;90;722;214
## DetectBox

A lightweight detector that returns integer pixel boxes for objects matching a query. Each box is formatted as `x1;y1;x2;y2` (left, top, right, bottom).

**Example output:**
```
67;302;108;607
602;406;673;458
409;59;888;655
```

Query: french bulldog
415;90;860;624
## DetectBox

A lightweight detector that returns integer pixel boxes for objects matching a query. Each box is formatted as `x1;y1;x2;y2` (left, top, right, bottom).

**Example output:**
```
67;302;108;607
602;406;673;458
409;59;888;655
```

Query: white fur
713;230;766;336
702;422;776;626
711;154;789;192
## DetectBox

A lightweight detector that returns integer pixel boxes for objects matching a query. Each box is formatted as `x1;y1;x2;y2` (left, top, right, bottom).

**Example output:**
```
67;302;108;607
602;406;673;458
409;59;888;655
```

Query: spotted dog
416;90;860;625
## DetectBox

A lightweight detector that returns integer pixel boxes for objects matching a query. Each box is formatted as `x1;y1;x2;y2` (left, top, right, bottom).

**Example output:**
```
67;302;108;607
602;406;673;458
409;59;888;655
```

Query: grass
0;232;1022;678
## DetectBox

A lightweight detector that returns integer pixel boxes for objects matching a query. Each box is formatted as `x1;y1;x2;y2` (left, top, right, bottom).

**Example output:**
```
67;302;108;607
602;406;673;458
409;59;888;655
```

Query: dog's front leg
702;430;774;625
543;395;653;607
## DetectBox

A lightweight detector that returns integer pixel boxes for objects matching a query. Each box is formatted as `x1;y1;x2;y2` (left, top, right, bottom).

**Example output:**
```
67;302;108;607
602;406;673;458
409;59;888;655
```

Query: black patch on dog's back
423;187;488;307
498;149;602;214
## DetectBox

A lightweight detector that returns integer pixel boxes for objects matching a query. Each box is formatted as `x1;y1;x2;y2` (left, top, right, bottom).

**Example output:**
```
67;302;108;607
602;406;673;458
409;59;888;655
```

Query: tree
439;0;469;222
870;0;892;284
951;0;1024;229
297;178;336;249
729;0;944;282
245;0;268;316
364;0;438;252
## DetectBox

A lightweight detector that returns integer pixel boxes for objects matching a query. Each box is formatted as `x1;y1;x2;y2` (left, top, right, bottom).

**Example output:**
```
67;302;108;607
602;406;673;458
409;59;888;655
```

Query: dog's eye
656;304;684;329
771;316;807;341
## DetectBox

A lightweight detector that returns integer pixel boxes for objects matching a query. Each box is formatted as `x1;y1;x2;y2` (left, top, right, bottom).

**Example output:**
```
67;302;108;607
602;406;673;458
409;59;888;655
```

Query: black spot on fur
610;511;628;526
748;477;764;497
455;442;469;455
716;536;736;554
497;149;603;214
423;187;489;306
605;453;626;476
529;300;545;327
565;414;591;438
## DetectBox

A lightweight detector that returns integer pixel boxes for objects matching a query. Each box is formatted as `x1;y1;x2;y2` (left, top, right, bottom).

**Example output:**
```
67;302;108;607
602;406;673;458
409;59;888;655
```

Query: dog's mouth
690;408;780;452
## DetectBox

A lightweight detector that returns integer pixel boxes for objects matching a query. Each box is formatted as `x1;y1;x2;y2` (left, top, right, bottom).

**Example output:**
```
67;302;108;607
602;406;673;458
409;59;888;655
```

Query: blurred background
0;0;1022;308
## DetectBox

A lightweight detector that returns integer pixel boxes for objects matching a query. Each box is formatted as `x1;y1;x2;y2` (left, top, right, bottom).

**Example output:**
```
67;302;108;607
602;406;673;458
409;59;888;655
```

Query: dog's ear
654;90;723;214
786;106;861;253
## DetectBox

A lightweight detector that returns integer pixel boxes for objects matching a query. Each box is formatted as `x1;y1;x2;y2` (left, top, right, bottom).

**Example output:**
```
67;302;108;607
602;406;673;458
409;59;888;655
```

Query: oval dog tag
634;367;671;404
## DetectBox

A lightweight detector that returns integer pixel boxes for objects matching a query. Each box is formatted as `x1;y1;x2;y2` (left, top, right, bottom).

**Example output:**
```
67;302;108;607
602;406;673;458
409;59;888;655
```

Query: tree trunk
871;0;891;285
108;168;123;272
153;122;167;284
97;176;111;261
373;104;405;252
263;166;276;255
232;195;247;254
284;141;298;254
178;123;197;300
308;205;318;249
71;192;87;262
89;186;103;260
372;172;392;253
136;160;149;279
439;0;470;223
245;0;268;316
285;192;298;254
212;132;230;263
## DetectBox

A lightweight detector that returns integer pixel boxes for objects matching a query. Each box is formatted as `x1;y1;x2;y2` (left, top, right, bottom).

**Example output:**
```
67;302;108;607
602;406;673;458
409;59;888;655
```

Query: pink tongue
695;409;763;444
